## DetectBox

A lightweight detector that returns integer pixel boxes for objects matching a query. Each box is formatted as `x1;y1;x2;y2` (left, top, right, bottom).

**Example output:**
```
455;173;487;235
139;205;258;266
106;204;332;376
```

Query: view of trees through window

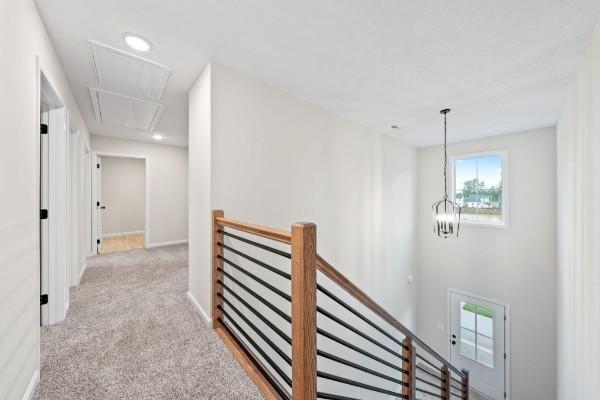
453;154;504;224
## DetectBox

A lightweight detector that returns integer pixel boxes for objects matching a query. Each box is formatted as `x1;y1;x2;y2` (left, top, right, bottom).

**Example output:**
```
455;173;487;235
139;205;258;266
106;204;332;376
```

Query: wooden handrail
316;254;466;378
215;216;292;244
211;211;468;400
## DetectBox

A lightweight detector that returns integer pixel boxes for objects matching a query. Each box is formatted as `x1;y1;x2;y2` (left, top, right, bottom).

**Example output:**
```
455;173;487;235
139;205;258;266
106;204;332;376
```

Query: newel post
291;223;317;400
441;365;450;400
212;210;224;328
401;337;416;399
462;368;470;400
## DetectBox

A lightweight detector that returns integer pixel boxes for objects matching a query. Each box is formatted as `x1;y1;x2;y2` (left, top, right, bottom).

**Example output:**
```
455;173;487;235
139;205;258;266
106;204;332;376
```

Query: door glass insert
460;302;495;368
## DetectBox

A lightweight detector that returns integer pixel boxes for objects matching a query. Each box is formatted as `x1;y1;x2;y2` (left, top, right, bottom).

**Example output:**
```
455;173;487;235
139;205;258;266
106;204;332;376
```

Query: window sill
460;220;509;229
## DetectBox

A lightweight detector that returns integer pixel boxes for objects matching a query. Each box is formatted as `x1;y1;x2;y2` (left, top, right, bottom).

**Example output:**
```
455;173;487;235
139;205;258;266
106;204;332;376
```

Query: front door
449;291;506;399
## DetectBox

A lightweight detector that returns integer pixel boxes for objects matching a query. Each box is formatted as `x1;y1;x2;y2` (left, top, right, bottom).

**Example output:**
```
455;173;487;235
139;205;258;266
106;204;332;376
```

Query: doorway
92;153;148;254
449;290;509;400
38;66;70;326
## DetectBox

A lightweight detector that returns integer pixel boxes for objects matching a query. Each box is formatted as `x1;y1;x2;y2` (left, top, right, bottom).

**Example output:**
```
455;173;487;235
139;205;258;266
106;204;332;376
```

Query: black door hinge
40;209;48;220
40;124;48;134
40;294;48;305
97;163;100;168
97;239;101;244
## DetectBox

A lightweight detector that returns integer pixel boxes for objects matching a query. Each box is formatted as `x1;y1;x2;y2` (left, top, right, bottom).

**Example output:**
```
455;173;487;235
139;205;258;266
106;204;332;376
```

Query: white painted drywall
417;128;557;400
0;0;91;398
556;19;600;400
188;61;418;333
188;63;212;313
100;156;145;236
91;136;188;247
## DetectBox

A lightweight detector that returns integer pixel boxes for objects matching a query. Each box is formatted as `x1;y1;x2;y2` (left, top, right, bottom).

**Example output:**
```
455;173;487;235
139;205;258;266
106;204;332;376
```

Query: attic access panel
89;40;172;99
89;87;164;131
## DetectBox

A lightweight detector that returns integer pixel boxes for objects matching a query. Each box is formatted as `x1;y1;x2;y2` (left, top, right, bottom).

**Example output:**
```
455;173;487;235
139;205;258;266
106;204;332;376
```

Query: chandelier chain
443;111;448;199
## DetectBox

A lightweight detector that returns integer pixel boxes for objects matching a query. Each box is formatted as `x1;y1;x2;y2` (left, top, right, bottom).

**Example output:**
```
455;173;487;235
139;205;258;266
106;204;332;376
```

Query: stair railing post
212;210;224;328
462;368;470;400
291;222;317;400
401;338;416;399
441;365;450;400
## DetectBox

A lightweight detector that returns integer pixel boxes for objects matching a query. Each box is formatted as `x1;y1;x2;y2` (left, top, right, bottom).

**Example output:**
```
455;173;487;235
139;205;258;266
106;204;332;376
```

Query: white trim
146;239;189;248
187;291;211;326
450;149;509;229
103;230;145;238
79;263;87;282
22;370;39;400
447;288;511;400
92;152;150;254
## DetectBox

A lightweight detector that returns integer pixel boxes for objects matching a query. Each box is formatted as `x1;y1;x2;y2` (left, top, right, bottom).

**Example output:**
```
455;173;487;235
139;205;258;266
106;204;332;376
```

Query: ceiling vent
89;40;172;99
89;88;164;131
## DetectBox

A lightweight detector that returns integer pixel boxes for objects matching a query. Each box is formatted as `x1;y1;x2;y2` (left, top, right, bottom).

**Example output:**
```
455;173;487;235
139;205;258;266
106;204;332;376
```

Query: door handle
452;340;457;345
100;206;106;210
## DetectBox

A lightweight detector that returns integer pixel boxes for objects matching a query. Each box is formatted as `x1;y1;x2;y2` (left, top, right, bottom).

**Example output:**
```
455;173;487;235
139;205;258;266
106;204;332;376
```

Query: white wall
189;61;418;330
91;136;188;247
188;63;212;323
417;128;557;400
556;19;600;400
100;156;145;236
0;0;91;398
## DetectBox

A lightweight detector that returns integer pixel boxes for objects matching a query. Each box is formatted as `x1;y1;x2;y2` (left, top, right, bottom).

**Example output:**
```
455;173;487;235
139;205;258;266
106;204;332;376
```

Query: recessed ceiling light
152;134;163;140
123;33;152;52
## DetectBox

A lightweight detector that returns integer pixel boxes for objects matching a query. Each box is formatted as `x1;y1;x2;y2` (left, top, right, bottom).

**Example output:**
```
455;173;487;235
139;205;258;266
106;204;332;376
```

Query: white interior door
449;291;506;400
96;157;103;253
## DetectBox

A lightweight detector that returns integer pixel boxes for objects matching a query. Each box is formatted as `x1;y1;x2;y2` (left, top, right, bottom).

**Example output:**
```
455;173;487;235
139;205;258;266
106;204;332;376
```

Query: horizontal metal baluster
317;371;408;399
317;283;408;350
219;229;291;259
218;268;291;323
317;327;409;375
219;255;291;301
219;241;291;279
318;305;408;362
218;306;292;386
317;349;407;387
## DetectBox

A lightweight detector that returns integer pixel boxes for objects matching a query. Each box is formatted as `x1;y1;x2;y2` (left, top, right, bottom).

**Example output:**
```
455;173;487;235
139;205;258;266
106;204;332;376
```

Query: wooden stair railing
210;210;470;400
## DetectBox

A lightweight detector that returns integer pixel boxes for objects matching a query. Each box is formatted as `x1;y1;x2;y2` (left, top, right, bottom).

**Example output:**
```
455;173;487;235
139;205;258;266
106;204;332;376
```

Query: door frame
36;57;71;326
447;288;511;400
91;151;150;254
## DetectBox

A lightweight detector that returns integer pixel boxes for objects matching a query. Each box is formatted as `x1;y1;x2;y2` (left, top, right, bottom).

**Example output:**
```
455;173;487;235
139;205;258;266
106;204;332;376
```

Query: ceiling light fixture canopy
152;133;163;140
432;108;461;238
123;32;152;52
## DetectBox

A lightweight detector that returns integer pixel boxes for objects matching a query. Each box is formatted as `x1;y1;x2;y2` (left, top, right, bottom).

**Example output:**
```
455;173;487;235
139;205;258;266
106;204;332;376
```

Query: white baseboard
146;239;188;248
103;230;145;238
187;291;211;326
22;370;39;400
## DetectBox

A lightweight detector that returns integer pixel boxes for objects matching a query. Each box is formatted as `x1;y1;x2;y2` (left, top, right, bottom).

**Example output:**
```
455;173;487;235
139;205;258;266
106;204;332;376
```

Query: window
452;151;507;226
460;301;495;368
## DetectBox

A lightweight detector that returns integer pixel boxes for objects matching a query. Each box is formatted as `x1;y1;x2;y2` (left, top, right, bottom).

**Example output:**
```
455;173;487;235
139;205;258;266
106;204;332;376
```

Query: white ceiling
35;0;600;147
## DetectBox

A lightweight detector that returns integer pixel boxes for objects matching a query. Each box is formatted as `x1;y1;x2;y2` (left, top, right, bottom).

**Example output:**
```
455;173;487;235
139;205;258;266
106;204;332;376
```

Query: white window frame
450;149;509;228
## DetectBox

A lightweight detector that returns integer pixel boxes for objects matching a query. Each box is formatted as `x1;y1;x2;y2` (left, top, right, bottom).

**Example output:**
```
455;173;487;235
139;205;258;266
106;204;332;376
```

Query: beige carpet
33;244;264;400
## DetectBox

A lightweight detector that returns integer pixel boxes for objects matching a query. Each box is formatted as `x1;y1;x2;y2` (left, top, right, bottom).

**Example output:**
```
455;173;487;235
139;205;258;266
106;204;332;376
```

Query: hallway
33;245;263;400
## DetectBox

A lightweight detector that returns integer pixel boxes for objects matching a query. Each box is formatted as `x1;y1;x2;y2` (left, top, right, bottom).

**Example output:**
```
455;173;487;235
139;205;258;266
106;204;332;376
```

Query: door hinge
40;209;48;220
97;201;100;207
97;163;100;168
97;239;101;244
40;294;48;305
504;353;507;359
40;124;48;134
